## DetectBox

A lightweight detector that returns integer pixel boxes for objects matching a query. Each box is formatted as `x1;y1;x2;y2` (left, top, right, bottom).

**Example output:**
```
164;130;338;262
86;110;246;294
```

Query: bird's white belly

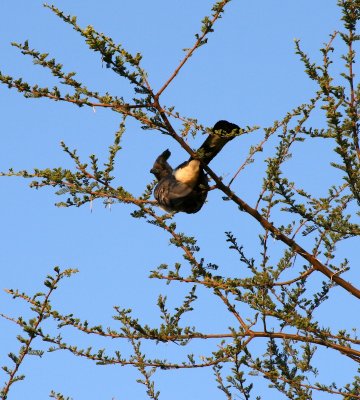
174;160;200;186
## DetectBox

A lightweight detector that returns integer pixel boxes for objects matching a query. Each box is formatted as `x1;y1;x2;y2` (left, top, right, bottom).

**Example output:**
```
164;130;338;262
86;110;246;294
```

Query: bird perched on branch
150;120;240;213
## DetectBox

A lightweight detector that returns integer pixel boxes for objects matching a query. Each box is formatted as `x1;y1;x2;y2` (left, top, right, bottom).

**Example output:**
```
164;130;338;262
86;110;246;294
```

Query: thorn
330;265;347;282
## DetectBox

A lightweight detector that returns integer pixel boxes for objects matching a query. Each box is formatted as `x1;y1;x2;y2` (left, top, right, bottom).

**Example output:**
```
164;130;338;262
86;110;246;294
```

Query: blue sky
0;1;358;399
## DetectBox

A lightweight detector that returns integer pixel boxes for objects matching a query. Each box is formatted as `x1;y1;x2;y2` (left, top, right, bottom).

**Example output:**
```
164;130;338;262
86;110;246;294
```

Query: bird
150;120;240;213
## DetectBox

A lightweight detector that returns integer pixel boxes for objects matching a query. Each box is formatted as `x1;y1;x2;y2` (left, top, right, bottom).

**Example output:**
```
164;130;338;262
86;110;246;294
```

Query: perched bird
150;120;239;213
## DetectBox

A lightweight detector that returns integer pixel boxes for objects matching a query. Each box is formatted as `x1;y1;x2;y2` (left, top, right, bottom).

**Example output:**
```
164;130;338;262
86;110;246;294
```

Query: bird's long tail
196;120;240;165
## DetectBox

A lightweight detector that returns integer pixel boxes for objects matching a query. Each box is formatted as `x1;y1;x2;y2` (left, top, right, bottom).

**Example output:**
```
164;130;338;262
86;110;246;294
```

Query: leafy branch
0;267;78;400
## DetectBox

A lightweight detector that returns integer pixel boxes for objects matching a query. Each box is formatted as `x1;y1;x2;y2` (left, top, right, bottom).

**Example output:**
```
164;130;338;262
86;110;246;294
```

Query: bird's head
150;149;173;180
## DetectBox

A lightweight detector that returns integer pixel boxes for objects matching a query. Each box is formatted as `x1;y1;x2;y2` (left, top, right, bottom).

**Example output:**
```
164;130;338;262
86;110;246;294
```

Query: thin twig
155;0;230;98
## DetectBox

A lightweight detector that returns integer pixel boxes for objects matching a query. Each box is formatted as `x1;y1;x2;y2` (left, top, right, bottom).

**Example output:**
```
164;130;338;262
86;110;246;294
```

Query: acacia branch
214;289;250;332
251;361;360;399
0;270;68;399
155;0;231;98
347;29;359;159
157;269;315;290
5;287;360;364
207;172;360;298
5;81;157;128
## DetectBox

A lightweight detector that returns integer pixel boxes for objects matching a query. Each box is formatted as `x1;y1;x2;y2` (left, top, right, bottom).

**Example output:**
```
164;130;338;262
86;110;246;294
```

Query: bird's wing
154;176;194;210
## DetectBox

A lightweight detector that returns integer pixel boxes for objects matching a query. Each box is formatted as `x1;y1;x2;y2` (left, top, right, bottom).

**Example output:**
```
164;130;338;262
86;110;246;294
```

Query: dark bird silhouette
150;120;240;213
